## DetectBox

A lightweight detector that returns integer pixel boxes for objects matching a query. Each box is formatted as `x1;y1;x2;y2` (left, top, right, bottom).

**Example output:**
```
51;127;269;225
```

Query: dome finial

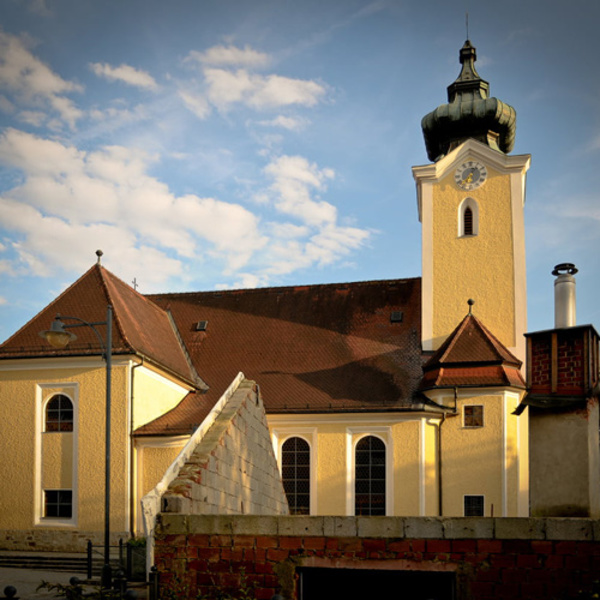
421;41;517;161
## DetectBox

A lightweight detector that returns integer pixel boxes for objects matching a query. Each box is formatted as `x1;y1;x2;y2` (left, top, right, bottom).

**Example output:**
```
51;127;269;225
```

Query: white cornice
0;355;133;371
412;139;531;221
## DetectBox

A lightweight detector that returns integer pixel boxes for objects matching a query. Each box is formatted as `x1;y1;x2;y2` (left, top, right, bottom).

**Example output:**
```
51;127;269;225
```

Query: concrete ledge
494;518;546;540
546;518;594;541
155;515;600;541
443;517;494;539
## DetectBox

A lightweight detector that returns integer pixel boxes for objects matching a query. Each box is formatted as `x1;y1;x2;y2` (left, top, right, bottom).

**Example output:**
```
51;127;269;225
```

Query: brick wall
527;326;599;396
154;515;600;600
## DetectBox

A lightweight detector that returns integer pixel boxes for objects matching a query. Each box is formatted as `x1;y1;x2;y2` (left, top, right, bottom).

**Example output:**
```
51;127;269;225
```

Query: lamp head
39;316;77;348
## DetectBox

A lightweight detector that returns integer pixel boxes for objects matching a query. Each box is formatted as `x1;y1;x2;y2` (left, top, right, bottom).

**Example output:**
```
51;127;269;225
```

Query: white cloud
0;31;82;128
89;62;159;90
264;155;337;226
180;44;326;119
18;110;46;126
187;45;270;68
178;89;211;119
0;130;369;293
258;115;308;131
203;68;325;111
0;129;267;284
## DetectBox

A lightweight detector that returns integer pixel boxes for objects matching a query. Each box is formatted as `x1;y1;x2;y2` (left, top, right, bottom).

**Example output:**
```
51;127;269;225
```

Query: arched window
459;198;479;237
464;207;473;235
45;394;73;432
355;435;386;515
281;437;310;515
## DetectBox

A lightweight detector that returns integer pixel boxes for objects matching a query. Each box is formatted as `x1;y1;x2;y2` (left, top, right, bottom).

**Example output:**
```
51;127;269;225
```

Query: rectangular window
463;405;484;428
44;490;72;518
464;495;484;517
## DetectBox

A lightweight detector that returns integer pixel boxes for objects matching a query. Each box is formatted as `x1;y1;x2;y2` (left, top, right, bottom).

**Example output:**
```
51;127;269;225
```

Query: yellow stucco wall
0;360;128;534
440;392;523;517
132;366;190;430
432;166;516;350
41;433;73;489
271;416;435;517
139;445;186;498
0;356;194;543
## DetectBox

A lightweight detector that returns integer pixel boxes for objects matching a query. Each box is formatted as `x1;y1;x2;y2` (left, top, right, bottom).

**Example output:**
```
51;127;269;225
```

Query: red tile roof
2;260;527;436
419;313;526;391
0;264;203;388
135;278;424;435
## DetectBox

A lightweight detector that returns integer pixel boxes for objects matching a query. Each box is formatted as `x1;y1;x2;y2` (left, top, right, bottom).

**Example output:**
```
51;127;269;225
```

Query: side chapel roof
0;263;204;388
419;310;526;391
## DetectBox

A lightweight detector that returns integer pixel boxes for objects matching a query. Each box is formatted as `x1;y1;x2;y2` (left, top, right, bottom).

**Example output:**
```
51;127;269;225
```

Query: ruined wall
160;379;289;516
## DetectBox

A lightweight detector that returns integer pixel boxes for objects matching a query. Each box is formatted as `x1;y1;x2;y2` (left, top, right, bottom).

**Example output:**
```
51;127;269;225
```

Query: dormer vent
195;320;208;331
390;311;403;323
552;263;578;328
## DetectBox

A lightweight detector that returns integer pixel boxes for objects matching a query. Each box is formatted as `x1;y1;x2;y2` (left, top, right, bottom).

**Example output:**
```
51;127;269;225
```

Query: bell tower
413;41;530;362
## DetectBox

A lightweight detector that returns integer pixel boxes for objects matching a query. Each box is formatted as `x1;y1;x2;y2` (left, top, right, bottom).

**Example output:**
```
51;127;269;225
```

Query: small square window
464;405;484;428
464;495;484;517
44;490;72;518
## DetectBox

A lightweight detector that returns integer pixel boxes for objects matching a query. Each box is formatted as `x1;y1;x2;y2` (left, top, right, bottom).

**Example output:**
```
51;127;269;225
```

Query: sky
0;0;599;343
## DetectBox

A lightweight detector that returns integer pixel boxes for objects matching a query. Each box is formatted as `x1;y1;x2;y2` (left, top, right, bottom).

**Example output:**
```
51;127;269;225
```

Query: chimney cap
552;263;578;277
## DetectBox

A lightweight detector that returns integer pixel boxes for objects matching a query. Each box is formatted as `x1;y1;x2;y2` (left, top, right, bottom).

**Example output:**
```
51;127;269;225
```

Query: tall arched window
459;198;479;237
355;435;386;515
464;206;473;235
281;437;310;515
45;394;73;432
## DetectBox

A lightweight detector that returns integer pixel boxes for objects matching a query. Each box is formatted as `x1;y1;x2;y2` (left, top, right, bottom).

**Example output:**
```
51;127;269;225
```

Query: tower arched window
459;198;479;237
281;437;310;515
355;435;386;515
45;394;73;432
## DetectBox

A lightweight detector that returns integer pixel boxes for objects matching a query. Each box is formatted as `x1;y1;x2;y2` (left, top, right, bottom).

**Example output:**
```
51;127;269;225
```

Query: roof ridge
96;265;136;354
0;263;102;348
146;276;422;300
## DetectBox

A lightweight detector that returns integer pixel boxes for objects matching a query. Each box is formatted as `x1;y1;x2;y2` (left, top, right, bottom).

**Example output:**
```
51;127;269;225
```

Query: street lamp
40;306;114;588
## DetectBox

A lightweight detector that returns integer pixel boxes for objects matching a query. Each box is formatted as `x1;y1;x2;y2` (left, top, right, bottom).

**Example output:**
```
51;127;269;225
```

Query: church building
0;40;596;552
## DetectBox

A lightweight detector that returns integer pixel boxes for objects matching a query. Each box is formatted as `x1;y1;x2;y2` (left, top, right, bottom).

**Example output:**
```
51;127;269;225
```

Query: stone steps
0;554;105;574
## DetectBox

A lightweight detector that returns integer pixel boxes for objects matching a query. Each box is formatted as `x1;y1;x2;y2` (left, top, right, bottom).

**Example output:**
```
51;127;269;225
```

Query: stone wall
160;379;288;516
154;515;600;600
0;529;126;552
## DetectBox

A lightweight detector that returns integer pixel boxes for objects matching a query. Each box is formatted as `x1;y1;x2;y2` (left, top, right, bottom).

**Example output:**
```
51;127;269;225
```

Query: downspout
438;412;446;517
129;356;144;538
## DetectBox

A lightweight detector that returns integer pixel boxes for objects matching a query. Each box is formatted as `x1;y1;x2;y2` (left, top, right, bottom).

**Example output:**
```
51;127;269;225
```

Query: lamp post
40;306;113;588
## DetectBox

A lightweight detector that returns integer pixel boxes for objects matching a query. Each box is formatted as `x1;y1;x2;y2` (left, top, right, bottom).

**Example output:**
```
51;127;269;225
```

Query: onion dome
421;40;517;162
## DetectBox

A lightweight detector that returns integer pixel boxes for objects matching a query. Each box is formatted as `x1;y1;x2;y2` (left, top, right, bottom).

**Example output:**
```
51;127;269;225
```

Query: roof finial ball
468;298;475;315
96;249;103;265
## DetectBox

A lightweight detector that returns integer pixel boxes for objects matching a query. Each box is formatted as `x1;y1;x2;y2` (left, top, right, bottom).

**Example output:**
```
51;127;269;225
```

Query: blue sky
0;0;599;343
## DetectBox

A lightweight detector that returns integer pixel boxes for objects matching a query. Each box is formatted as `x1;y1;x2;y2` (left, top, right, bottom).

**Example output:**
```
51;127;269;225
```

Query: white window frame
271;427;317;515
35;383;79;527
43;393;74;433
458;197;479;237
346;426;393;516
463;494;485;517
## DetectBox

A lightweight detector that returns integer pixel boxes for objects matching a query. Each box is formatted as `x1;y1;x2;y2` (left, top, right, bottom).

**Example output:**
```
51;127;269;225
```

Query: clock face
454;161;488;191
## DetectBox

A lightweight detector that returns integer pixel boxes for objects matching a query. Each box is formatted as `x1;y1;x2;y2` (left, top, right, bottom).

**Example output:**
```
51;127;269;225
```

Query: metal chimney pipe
552;263;578;328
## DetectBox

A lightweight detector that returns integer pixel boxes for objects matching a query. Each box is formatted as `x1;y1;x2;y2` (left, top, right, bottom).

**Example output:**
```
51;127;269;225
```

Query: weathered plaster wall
155;515;600;600
530;407;593;517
